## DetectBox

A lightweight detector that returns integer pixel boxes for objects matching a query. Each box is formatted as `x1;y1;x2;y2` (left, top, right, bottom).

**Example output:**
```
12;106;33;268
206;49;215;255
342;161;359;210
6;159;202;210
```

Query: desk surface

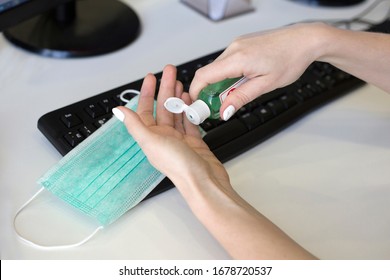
1;0;390;259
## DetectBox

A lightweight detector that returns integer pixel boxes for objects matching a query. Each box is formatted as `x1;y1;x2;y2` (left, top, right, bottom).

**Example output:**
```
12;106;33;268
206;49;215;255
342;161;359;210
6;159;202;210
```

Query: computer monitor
0;0;141;58
289;0;366;6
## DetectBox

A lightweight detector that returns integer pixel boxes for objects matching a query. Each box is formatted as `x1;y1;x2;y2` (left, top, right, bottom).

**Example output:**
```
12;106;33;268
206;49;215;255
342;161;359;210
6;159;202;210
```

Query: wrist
292;22;335;64
310;23;342;63
171;170;237;213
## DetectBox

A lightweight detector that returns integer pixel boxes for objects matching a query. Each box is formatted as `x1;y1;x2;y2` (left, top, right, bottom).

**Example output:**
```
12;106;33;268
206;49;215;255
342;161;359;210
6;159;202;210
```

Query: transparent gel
198;77;243;119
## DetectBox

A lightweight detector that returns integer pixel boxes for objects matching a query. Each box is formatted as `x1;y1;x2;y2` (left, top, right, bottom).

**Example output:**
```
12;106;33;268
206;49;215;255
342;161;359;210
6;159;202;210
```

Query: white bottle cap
164;97;186;114
164;97;211;125
185;100;211;125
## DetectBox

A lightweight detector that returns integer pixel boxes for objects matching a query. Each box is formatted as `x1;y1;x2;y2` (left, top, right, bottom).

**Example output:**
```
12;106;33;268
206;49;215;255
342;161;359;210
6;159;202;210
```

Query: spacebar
203;119;248;151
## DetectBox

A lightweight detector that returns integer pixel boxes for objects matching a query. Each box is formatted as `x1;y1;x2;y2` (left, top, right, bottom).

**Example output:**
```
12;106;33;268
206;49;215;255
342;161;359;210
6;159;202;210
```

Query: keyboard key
311;64;326;77
305;83;322;95
85;103;105;118
335;71;350;82
294;87;312;101
279;94;297;108
94;116;111;127
64;131;85;147
203;119;248;150
324;75;336;88
61;113;82;128
236;105;250;117
254;106;273;123
99;98;116;113
315;79;327;90
239;112;261;130
200;118;221;132
178;68;192;83
266;100;286;115
79;124;96;137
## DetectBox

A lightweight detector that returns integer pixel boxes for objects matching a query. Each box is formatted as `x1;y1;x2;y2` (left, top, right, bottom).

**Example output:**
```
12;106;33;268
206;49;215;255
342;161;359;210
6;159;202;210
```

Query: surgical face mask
14;94;165;249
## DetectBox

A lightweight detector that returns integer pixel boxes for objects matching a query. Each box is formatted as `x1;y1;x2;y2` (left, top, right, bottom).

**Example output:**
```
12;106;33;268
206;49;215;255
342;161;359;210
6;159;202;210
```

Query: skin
113;22;390;259
189;23;390;119
115;65;315;259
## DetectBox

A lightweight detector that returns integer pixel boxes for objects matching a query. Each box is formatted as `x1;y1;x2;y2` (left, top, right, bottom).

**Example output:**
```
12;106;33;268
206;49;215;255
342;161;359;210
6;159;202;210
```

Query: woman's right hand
189;23;330;120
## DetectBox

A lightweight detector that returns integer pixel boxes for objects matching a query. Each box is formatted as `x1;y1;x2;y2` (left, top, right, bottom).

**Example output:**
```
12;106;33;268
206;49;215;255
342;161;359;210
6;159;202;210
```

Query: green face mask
15;95;165;249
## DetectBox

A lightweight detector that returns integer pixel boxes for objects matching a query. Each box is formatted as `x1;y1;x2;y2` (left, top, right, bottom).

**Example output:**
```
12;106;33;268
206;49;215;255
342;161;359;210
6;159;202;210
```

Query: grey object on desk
181;0;254;21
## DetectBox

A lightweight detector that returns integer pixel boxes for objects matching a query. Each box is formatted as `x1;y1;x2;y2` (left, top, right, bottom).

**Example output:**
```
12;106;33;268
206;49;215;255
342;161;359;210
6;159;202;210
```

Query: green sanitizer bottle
164;77;248;125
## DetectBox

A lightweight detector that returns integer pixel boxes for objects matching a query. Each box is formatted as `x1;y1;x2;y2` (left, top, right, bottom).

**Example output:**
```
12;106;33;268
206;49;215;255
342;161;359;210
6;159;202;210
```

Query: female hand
113;64;316;260
112;65;232;202
189;23;328;120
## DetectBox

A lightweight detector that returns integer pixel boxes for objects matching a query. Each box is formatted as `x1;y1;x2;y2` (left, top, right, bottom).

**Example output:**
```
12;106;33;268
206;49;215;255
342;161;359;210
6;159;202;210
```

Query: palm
122;65;230;187
144;123;230;186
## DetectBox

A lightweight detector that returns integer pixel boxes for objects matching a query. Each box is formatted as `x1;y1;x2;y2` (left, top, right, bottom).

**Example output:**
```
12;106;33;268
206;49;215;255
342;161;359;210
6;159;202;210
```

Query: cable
298;0;390;30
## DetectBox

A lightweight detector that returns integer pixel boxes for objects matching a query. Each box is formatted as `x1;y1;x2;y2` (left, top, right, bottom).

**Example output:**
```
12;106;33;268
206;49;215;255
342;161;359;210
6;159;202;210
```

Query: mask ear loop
14;187;103;250
119;89;140;103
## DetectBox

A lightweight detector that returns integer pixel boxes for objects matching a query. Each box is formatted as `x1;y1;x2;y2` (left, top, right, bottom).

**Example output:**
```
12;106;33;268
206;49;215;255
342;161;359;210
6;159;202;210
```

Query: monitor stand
3;0;141;58
289;0;366;6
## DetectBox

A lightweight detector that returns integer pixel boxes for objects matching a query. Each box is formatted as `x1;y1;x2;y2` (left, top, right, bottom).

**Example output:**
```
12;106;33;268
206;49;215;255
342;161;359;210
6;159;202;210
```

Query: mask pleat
37;96;165;226
93;157;163;225
76;141;140;202
66;123;137;198
81;147;144;207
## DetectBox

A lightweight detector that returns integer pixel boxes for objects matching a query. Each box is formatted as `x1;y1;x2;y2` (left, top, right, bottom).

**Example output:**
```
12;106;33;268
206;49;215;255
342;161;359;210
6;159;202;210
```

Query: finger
137;73;157;126
173;81;185;134
181;92;201;138
189;57;245;101
156;64;177;127
219;75;276;121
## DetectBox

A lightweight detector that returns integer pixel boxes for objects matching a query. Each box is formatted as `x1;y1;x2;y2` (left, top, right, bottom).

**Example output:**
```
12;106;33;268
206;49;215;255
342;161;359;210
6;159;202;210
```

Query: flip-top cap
164;97;187;114
164;97;210;125
185;100;210;125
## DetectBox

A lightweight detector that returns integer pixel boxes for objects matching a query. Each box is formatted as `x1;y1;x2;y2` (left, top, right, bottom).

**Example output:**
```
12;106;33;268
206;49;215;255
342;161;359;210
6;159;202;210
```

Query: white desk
1;0;390;259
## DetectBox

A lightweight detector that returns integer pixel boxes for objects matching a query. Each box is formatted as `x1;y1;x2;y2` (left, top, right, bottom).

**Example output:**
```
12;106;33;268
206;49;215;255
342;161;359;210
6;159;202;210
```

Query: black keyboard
37;20;390;199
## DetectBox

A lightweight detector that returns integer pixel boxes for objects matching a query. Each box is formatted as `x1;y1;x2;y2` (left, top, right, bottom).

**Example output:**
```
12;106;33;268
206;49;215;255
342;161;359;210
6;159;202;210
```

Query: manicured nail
112;108;125;122
222;105;236;121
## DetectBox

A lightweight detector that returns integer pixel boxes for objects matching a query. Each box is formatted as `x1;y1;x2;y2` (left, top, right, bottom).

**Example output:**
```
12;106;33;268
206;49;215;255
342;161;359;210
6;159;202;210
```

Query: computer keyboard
37;20;390;199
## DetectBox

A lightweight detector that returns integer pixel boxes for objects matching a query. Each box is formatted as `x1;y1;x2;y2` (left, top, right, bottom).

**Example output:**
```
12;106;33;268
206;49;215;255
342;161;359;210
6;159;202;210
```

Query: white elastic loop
120;89;140;103
14;187;103;250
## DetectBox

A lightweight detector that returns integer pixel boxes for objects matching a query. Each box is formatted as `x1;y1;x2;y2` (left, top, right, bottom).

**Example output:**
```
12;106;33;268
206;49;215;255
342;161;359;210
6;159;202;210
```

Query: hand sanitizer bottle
164;77;247;125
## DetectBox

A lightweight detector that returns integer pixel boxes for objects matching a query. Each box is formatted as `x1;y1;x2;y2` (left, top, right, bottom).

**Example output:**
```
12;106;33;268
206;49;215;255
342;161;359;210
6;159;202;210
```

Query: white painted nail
112;108;125;122
222;105;236;121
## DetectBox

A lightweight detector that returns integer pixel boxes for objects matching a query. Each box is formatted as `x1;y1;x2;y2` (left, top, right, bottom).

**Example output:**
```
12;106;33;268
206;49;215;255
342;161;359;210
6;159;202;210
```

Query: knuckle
229;88;252;108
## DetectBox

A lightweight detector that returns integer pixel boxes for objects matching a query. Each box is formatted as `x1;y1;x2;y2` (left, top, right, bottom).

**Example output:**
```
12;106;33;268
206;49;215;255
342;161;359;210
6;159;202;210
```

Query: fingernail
112;108;125;122
222;105;235;121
